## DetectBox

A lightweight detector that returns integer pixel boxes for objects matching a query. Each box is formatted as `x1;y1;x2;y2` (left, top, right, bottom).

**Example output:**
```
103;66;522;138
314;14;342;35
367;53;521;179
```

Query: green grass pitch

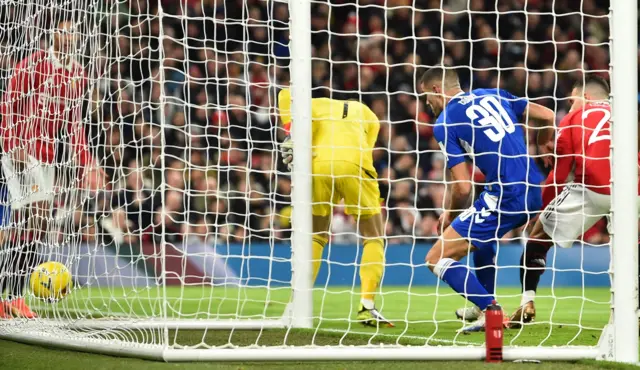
1;285;637;369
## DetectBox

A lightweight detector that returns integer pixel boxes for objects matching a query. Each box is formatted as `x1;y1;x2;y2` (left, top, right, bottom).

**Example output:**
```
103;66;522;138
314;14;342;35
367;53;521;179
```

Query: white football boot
455;306;482;322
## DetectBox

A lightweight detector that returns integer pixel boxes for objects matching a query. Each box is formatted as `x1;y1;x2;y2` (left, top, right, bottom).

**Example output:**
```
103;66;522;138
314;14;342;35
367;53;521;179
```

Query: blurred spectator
117;159;159;241
0;0;610;246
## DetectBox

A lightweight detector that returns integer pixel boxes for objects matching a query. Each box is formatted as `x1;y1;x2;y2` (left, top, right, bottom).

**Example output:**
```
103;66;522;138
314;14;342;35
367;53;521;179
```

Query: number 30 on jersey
466;96;516;142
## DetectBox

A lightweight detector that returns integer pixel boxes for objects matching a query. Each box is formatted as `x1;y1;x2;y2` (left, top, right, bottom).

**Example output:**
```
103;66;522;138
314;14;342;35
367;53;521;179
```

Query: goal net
0;0;636;363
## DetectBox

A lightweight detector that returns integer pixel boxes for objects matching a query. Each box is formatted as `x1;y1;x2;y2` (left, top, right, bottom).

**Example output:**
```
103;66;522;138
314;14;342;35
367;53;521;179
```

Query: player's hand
438;212;451;235
539;140;555;169
281;136;293;171
83;165;108;193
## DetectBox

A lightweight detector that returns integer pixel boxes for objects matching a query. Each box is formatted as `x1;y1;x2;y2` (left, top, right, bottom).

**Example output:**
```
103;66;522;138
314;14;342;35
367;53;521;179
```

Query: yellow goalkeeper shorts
311;160;382;217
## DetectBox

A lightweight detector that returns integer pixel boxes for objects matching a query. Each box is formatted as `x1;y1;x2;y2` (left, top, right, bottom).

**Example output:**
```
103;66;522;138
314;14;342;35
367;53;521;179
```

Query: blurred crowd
0;0;613;246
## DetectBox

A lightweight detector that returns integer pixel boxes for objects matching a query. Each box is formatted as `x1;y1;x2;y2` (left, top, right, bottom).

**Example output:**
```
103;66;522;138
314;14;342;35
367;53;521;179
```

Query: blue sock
435;258;494;311
473;247;496;295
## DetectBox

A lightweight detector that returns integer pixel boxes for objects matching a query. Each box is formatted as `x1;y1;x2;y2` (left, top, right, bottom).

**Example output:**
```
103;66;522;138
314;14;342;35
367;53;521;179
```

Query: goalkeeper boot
0;301;11;319
8;298;37;319
356;305;395;328
508;301;536;329
455;306;482;322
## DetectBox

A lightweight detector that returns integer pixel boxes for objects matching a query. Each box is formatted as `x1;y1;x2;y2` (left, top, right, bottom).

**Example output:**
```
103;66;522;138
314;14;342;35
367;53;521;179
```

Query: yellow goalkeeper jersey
278;88;380;173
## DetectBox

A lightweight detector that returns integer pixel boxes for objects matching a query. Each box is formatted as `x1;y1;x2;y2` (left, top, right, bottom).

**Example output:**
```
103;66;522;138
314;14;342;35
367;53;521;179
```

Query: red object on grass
485;300;504;363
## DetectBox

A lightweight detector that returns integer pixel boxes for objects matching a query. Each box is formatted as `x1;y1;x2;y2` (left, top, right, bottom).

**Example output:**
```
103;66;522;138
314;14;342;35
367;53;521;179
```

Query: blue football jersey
433;88;544;199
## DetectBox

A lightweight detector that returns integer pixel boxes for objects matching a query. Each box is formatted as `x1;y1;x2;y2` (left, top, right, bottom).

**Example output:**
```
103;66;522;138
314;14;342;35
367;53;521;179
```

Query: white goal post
609;0;638;363
0;0;637;364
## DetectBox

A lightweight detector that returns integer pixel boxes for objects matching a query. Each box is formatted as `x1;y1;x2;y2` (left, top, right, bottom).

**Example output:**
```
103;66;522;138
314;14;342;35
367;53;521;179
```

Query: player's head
569;75;610;112
52;19;79;55
419;67;461;117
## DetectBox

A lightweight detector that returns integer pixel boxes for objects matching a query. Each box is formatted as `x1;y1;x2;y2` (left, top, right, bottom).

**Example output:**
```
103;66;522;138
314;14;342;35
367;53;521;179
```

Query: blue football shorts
450;187;542;253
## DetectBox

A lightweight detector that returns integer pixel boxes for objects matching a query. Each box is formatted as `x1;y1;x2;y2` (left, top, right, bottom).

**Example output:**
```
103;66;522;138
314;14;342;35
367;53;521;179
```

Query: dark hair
420;67;460;87
573;75;610;95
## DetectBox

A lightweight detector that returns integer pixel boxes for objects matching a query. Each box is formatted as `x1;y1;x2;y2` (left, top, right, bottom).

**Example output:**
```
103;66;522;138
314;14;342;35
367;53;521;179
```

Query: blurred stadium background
0;0;615;292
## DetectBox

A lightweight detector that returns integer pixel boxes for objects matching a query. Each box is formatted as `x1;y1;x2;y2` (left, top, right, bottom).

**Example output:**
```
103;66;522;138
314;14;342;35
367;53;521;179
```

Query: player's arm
523;102;555;145
540;114;576;207
548;119;575;186
541;169;559;208
278;88;292;135
69;120;95;168
524;102;556;168
71;80;106;191
447;162;472;219
435;124;471;228
1;64;38;169
498;89;555;162
364;108;380;153
277;88;294;170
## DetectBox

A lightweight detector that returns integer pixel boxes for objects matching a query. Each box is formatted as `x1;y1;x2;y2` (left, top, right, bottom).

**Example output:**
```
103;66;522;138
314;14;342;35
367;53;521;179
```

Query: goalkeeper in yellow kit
278;89;393;327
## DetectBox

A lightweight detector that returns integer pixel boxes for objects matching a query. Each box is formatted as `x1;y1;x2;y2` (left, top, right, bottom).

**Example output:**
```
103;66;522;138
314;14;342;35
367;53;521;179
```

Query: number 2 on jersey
584;108;611;146
465;96;516;142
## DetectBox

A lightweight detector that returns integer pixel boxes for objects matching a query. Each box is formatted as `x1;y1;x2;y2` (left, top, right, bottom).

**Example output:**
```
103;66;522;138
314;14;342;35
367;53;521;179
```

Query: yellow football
30;262;72;302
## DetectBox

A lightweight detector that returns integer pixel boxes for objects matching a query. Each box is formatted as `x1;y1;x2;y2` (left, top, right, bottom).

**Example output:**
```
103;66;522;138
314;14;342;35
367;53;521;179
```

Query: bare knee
426;227;473;272
425;242;443;271
528;219;551;243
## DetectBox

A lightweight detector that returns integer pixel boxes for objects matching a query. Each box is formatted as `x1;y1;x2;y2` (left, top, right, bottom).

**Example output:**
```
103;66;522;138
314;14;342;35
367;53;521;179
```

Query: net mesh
0;0;614;355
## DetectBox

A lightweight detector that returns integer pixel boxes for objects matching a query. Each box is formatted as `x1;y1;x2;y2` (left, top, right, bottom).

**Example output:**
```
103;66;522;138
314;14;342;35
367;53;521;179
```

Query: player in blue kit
420;67;555;332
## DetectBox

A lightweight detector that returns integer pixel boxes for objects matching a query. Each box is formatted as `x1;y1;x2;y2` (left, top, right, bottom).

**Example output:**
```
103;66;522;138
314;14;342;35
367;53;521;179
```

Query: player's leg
509;218;552;327
1;154;54;318
312;214;330;284
7;202;48;318
456;244;497;322
356;213;384;308
356;212;388;323
426;226;494;316
430;192;532;332
473;244;496;295
511;184;607;327
310;161;335;285
426;225;504;332
342;164;391;327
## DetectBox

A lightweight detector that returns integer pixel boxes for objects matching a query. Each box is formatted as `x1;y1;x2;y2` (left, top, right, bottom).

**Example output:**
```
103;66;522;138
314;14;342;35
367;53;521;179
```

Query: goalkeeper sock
434;258;494;311
312;235;328;284
360;238;384;309
473;246;496;295
519;240;551;305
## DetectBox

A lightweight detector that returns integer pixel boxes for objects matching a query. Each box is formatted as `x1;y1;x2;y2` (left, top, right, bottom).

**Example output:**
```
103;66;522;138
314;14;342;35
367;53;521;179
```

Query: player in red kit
0;18;106;318
509;76;638;328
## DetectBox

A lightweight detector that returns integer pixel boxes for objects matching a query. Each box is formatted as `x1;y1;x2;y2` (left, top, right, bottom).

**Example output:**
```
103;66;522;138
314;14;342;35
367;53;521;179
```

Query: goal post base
0;319;603;362
596;323;615;362
0;327;165;361
0;325;601;362
162;346;600;362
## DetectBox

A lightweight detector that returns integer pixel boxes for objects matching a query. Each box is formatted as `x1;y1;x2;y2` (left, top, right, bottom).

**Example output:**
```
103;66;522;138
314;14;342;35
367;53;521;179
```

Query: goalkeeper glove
281;136;294;171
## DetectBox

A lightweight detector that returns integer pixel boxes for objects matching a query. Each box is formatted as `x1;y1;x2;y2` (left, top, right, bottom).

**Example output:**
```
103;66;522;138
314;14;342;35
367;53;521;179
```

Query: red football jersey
0;49;93;166
551;101;634;196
